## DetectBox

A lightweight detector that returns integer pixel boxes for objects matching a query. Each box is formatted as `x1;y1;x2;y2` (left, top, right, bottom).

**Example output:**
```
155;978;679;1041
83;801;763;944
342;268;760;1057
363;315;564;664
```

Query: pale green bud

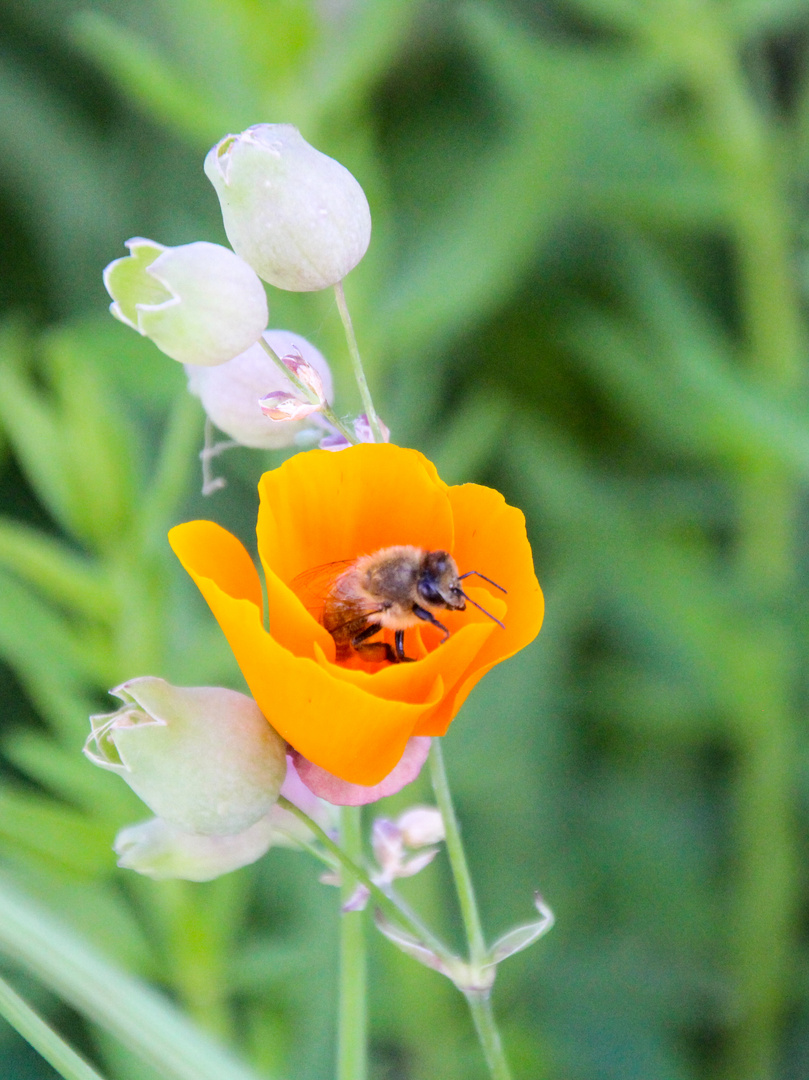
205;124;371;291
84;678;286;835
114;815;278;881
103;238;269;366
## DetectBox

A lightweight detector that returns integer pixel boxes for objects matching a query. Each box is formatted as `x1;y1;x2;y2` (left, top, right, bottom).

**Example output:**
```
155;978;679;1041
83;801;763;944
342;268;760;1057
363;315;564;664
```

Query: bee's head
417;550;465;610
419;553;507;629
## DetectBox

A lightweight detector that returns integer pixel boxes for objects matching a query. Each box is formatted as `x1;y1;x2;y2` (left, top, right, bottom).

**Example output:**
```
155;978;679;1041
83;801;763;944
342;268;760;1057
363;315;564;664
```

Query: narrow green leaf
71;12;232;147
0;520;115;621
0;971;108;1080
505;417;751;717
0;565;110;684
44;330;140;553
0;335;79;538
0;787;114;877
0;876;270;1080
3;731;138;821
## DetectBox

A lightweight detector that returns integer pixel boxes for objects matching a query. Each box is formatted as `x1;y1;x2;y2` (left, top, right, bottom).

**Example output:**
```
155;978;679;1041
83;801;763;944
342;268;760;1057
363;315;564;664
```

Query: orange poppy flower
168;444;543;787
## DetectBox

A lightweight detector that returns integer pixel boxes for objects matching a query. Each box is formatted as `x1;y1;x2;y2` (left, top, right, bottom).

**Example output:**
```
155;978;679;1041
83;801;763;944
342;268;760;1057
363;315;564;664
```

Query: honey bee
291;545;506;664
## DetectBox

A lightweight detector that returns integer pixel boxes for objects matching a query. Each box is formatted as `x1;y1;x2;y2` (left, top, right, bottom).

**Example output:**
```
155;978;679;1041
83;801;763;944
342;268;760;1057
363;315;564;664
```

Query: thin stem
200;418;237;496
465;993;513;1080
0;972;108;1080
337;806;366;1080
257;337;358;445
428;741;486;965
332;281;384;442
276;797;449;954
428;742;514;1080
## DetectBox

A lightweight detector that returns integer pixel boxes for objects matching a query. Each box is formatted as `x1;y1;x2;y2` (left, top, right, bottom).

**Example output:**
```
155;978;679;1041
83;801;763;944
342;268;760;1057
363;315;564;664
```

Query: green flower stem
332;282;384;442
428;741;486;965
156;882;234;1043
465;992;513;1080
257;338;358;445
428;741;513;1080
649;9;803;1079
275;797;450;957
0;971;108;1080
337;806;367;1080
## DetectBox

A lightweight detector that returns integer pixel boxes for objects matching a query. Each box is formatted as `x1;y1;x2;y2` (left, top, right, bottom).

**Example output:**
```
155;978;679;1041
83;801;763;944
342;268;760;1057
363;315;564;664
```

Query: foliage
1;0;808;1078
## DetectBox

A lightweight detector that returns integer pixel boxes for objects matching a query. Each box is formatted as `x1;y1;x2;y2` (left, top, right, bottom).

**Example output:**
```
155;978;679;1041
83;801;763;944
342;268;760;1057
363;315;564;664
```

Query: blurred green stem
0;971;108;1080
333;282;384;441
653;8;803;1078
465;993;512;1080
338;805;367;1080
157;881;234;1042
429;741;513;1080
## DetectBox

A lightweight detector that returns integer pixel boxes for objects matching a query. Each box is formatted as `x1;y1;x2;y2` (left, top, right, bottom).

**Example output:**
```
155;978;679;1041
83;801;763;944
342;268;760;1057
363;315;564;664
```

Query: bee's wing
290;560;385;634
289;560;356;619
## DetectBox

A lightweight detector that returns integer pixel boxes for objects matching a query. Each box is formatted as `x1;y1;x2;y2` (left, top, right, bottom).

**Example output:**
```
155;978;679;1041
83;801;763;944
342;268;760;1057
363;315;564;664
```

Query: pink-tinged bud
259;392;320;423
342;884;371;913
396;806;445;848
282;349;326;399
103;238;268;366
186;329;333;449
372;818;404;876
370;812;441;885
205;124;371;291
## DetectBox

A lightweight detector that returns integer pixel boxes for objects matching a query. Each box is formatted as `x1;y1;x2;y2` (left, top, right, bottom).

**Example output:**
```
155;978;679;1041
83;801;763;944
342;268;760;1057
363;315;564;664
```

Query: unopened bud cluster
103;123;378;452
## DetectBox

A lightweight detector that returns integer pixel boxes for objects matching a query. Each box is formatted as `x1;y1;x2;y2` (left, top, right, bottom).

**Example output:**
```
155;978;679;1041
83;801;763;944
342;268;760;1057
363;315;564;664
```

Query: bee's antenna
458;590;505;630
457;570;507;593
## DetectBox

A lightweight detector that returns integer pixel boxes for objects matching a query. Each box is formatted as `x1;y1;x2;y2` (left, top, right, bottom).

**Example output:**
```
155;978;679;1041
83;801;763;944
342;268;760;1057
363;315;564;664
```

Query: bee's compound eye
417;579;444;605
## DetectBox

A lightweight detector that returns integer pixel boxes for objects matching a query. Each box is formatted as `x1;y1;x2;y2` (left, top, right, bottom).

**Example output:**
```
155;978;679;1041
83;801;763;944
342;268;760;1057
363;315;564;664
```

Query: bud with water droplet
205;124;371;291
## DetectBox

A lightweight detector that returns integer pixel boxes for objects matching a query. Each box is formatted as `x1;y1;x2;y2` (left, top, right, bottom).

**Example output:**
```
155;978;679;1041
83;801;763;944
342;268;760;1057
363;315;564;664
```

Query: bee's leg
394;630;416;663
351;623;398;664
352;622;383;646
413;604;450;643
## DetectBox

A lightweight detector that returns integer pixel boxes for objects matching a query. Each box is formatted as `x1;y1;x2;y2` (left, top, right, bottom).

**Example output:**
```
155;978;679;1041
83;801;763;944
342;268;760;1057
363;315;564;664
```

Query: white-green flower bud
114;815;278;881
205;125;371;291
84;678;286;835
185;329;333;449
103;238;269;366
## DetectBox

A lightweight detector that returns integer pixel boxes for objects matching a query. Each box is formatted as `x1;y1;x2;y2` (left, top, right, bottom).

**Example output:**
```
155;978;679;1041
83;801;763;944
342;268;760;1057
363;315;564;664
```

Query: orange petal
257;445;454;584
447;482;543;672
168;521;263;609
412;484;543;736
170;520;443;785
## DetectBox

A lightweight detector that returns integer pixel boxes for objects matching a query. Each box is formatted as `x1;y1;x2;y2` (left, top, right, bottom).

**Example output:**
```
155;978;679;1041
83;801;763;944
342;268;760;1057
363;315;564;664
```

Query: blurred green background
1;0;809;1078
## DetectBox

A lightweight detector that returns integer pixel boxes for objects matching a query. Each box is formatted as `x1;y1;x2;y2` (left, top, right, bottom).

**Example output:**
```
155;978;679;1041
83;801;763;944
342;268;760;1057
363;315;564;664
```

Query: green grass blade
0;971;108;1080
0;876;270;1080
